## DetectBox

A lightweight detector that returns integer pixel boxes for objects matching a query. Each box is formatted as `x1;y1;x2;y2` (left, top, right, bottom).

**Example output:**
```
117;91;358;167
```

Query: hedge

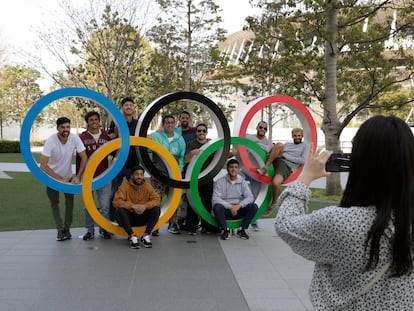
0;140;45;153
0;140;21;153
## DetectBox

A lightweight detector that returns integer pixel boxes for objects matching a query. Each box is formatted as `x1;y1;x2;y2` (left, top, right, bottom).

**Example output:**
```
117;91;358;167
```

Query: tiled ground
0;220;314;311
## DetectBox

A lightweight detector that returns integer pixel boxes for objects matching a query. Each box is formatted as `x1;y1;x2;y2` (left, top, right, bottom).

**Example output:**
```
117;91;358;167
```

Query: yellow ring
82;137;183;236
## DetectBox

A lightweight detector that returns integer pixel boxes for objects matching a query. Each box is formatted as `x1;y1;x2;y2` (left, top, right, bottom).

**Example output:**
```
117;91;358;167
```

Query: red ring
235;95;317;184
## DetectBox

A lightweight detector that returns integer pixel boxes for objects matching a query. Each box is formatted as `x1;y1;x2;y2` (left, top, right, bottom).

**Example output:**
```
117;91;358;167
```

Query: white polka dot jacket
275;181;414;311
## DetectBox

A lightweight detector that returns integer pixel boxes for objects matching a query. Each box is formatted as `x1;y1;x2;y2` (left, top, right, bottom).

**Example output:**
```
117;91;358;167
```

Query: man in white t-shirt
40;117;88;241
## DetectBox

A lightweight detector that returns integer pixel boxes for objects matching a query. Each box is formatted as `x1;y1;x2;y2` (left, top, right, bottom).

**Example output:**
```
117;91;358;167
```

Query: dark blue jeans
213;203;258;230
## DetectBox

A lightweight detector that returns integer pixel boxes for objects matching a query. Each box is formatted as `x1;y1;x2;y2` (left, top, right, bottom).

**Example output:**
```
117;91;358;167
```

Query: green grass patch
0;153;342;231
0;172;84;231
311;188;342;202
260;186;340;218
0;152;42;163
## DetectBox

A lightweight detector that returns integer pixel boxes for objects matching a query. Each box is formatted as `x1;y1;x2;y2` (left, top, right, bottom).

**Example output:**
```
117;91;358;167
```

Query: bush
31;140;45;146
0;140;21;153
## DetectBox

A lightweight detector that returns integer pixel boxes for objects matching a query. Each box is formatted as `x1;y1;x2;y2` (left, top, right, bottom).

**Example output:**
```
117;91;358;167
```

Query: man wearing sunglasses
183;123;216;235
244;121;275;230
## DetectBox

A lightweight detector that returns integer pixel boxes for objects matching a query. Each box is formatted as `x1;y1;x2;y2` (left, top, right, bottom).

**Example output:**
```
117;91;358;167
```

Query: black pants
185;194;200;231
115;206;160;236
46;187;74;230
195;180;218;232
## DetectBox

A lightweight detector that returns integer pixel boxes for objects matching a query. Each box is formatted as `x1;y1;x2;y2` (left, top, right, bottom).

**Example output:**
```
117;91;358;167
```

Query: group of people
40;102;414;310
39;96;309;247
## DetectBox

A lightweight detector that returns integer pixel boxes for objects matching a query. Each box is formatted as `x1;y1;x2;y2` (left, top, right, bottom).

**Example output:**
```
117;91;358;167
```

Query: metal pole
0;111;3;139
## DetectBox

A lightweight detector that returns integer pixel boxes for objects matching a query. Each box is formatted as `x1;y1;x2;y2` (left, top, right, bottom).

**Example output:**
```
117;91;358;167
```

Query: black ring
136;91;231;189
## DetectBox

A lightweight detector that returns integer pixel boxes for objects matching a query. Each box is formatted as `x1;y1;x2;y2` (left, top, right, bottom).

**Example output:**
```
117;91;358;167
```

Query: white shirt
42;133;86;177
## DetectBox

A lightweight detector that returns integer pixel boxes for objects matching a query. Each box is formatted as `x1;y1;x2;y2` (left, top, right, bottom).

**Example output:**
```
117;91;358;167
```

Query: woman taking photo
275;115;414;310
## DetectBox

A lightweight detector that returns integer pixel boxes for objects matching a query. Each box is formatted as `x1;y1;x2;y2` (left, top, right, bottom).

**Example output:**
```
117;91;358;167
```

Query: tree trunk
185;0;194;115
322;1;342;196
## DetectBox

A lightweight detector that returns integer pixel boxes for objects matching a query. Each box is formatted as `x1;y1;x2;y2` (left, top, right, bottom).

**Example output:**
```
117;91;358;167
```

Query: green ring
189;137;272;229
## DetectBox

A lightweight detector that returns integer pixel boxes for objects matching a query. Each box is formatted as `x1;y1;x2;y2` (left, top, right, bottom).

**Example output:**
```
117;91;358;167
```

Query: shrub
0;140;21;153
31;140;45;146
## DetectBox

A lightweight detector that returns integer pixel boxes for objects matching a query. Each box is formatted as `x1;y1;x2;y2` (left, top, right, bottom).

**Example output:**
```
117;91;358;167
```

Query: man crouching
113;165;161;249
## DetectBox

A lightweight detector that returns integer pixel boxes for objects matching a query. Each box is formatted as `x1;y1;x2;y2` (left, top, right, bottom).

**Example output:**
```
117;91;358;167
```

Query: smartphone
325;153;351;172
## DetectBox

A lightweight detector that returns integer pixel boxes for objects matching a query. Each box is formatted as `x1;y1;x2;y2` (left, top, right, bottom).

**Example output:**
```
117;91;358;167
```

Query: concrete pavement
0;220;313;311
0;162;348;310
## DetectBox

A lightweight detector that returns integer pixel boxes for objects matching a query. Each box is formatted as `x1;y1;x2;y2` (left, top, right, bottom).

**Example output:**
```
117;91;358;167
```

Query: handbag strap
337;262;390;310
353;262;390;300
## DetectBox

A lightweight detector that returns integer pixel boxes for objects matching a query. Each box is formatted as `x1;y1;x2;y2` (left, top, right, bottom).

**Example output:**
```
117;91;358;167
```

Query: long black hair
340;115;414;276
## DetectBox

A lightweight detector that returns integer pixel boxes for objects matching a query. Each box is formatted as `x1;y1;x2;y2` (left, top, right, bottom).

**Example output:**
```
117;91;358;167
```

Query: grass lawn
2;152;45;163
0;153;339;231
0;172;85;231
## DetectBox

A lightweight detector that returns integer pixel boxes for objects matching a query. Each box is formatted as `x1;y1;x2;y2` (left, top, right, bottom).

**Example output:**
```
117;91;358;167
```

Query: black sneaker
56;229;65;241
188;229;197;236
83;232;94;241
151;230;159;236
99;230;111;239
168;223;180;234
251;223;259;232
237;228;249;240
221;228;230;240
201;227;213;234
129;235;140;249
141;235;152;248
63;229;72;240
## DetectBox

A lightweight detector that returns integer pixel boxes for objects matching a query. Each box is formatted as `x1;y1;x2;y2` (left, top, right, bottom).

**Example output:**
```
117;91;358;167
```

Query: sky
0;0;260;67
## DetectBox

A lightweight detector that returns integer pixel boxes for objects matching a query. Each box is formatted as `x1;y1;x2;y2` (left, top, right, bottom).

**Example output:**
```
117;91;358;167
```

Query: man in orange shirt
112;166;161;249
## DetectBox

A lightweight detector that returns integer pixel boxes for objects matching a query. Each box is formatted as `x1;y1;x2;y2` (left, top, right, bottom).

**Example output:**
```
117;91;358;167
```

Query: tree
38;0;157;112
0;65;44;139
242;0;414;195
147;0;226;116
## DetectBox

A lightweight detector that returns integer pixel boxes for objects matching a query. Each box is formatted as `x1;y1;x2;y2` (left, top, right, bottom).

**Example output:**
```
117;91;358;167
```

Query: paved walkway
0;162;349;310
0;221;313;311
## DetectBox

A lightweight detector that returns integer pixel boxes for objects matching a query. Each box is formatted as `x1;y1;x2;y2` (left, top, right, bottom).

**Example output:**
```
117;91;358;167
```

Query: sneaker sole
237;234;249;240
168;230;181;234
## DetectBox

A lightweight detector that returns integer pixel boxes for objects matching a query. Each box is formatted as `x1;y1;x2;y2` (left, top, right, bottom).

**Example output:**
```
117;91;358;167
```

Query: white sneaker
141;235;152;248
129;235;140;249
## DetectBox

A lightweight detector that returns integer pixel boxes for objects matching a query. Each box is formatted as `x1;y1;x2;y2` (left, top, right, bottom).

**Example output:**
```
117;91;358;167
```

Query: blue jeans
109;167;133;221
213;203;258;230
240;166;261;226
84;183;111;233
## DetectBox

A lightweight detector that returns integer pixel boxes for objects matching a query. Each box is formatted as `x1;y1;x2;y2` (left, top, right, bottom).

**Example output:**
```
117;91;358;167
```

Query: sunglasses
197;129;207;133
258;126;268;130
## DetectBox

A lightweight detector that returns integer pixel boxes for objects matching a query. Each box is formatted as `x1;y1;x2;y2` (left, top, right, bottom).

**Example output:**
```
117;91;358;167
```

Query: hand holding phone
325;153;351;172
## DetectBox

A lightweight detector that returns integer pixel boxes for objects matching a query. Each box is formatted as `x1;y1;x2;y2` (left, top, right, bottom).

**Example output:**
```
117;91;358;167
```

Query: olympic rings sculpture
20;88;317;235
82;137;183;236
20;88;130;194
233;95;318;184
136;92;231;189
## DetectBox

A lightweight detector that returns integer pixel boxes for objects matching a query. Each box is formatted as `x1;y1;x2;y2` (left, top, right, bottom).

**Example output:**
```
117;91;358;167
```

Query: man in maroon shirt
76;111;111;240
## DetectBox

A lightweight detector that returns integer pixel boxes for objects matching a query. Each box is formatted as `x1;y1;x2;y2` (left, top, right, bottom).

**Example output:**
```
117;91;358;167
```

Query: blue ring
20;88;129;194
